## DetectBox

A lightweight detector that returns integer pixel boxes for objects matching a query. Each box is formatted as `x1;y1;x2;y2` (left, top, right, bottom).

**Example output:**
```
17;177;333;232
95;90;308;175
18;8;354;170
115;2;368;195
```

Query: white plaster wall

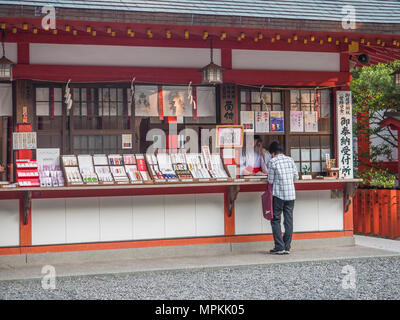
195;194;225;237
293;191;319;232
235;192;265;235
32;198;66;245
30;44;221;68
65;197;100;244
235;190;343;235
99;196;133;242
31;190;342;245
165;194;197;238
232;49;340;71
0;200;19;247
133;195;165;240
31;193;225;245
5;43;17;63
316;190;343;231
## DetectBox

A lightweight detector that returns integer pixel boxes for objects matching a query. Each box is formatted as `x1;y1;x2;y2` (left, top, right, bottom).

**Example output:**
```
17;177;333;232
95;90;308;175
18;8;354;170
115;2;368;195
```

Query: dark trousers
271;196;295;251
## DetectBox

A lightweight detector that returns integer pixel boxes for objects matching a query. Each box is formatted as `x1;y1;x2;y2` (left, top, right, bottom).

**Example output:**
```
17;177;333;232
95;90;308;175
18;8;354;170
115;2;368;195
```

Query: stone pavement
0;235;399;281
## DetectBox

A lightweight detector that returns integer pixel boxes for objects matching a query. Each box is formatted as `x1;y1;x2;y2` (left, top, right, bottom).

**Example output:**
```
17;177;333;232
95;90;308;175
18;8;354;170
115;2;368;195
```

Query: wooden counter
0;178;362;193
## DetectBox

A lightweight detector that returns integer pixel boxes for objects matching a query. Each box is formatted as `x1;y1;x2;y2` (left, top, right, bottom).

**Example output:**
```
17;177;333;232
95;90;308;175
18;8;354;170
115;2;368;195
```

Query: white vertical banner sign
336;91;354;179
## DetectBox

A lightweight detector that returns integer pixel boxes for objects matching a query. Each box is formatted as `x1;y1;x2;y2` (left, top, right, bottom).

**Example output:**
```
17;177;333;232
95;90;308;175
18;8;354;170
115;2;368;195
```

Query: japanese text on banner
336;91;353;179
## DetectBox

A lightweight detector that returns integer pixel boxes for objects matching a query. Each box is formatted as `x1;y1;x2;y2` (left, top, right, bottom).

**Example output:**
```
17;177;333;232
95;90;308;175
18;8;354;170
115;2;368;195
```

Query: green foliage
351;61;400;115
301;164;311;175
357;168;396;189
351;61;400;188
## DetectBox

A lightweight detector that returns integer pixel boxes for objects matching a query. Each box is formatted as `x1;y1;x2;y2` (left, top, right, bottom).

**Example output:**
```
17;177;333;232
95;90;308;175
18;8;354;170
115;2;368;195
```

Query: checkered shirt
267;154;299;201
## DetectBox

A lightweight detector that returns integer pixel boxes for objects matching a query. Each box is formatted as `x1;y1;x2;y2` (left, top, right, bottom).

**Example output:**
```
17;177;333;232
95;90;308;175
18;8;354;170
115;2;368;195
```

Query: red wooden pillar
14;78;34;248
19;197;32;247
344;195;354;236
15;44;33;160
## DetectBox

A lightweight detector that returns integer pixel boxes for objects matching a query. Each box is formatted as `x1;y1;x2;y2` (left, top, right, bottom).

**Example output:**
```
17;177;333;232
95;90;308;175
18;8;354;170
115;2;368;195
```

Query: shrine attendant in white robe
240;135;269;176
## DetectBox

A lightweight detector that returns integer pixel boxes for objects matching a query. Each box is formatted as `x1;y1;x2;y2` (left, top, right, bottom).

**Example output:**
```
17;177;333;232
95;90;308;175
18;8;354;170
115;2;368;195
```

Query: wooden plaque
220;83;237;124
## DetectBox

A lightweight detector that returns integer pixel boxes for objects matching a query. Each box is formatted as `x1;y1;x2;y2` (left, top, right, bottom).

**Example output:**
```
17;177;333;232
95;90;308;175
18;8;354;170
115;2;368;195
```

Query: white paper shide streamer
188;81;196;110
64;79;72;111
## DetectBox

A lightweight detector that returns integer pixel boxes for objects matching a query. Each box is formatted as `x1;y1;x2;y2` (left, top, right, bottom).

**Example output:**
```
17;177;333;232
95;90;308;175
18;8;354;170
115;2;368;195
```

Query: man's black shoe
269;248;285;255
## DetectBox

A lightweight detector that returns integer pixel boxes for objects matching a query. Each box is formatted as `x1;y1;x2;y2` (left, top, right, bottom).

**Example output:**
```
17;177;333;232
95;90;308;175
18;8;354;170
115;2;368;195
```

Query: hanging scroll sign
336;91;354;179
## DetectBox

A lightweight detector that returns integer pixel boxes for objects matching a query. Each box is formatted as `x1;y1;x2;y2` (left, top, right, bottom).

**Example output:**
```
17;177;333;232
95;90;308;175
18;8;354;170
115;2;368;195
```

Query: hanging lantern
391;68;400;88
0;30;15;81
199;37;224;85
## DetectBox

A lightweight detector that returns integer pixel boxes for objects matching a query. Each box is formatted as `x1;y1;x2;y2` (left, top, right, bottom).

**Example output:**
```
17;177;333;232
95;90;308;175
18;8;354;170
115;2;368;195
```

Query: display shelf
77;155;99;185
110;166;130;184
62;155;78;167
185;153;212;182
156;152;179;182
170;151;194;182
146;153;166;183
125;164;144;184
38;164;65;187
93;154;109;166
61;155;83;185
94;165;114;184
16;159;40;187
108;154;124;166
18;152;264;189
135;154;153;184
92;155;114;184
123;154;136;165
201;146;231;182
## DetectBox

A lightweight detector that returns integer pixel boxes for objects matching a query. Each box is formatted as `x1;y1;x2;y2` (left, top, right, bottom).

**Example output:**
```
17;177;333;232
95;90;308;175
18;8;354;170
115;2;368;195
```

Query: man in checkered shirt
267;142;299;255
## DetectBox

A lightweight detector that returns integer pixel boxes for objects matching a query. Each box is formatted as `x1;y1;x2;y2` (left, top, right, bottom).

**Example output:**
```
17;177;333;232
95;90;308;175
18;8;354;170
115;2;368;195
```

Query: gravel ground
0;256;399;300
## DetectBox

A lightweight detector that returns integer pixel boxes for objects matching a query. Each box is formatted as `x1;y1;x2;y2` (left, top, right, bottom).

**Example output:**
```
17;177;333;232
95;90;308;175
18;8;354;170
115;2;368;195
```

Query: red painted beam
5;33;343;53
13;64;349;86
224;69;349;87
14;64;203;84
6;17;397;52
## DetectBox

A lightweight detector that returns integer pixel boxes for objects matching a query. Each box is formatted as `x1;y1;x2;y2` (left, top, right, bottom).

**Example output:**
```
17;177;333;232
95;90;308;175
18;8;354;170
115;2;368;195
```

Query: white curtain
0;84;12;116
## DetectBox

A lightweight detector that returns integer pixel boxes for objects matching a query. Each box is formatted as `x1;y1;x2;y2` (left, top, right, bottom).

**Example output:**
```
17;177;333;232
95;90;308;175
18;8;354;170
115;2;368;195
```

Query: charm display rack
16;159;40;187
59;149;234;186
3;148;270;188
62;154;154;187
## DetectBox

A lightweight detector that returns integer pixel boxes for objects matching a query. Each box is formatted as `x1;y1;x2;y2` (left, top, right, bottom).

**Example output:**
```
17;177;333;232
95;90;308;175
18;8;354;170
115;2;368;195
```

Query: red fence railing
353;189;400;239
